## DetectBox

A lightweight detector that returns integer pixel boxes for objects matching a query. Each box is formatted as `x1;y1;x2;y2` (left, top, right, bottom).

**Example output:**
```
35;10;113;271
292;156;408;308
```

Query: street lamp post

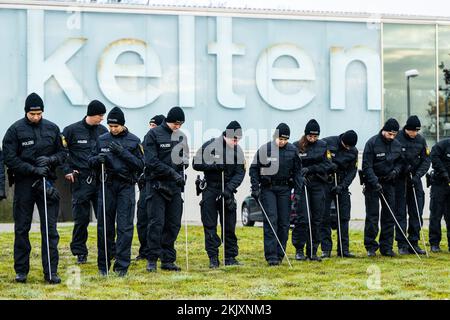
405;69;419;118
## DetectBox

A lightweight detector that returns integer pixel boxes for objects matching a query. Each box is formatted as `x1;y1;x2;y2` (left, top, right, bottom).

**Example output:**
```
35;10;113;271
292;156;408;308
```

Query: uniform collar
24;115;41;127
161;121;173;134
82;116;96;129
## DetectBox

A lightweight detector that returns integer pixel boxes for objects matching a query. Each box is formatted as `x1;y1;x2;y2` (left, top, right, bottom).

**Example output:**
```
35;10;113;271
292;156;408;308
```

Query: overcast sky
112;0;450;18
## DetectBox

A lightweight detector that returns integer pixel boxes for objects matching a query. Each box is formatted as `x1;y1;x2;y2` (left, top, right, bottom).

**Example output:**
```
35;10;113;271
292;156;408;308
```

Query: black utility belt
270;179;290;186
106;173;136;184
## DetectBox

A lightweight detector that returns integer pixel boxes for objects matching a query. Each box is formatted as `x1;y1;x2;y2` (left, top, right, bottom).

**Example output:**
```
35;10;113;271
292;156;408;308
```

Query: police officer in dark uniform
136;114;165;261
362;118;404;257
193;121;246;268
0;148;5;202
89;107;144;277
62;100;108;264
250;123;302;266
394;116;430;255
2;92;66;284
292;119;333;261
320;130;358;258
144;107;189;272
429;137;450;252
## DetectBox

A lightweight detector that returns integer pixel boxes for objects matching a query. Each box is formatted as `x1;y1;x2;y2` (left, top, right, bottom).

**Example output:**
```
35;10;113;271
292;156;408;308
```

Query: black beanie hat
166;106;185;123
149;114;165;126
275;123;290;139
304;119;320;135
223;120;243;138
87;100;106;116
107;107;125;126
24;92;44;113
382;118;400;132
341;130;358;147
404;115;421;131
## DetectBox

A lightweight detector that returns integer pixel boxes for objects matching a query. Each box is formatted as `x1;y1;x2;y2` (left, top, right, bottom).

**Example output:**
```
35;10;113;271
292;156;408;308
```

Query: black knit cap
87;100;106;116
404;115;421;131
223;120;243;138
341;130;358;147
382;118;400;132
304;119;320;135
149;114;165;126
24;92;44;112
166;106;185;123
275;123;290;139
107;106;125;125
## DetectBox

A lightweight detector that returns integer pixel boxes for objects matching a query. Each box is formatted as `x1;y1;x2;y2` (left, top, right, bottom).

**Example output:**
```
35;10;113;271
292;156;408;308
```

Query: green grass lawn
0;225;448;300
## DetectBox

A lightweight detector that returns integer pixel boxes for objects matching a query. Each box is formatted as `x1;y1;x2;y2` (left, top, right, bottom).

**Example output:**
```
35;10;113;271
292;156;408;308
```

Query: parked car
241;191;337;227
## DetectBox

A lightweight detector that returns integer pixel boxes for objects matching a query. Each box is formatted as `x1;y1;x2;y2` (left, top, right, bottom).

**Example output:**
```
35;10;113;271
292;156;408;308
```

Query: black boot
295;249;307;261
225;257;242;266
77;255;87;264
381;250;396;257
161;262;181;271
367;250;377;257
398;247;410;255
209;256;220;269
430;245;441;253
44;274;61;284
321;251;331;258
342;251;355;258
116;270;128;277
308;254;322;262
146;260;157;272
409;245;426;255
267;259;280;266
15;273;27;283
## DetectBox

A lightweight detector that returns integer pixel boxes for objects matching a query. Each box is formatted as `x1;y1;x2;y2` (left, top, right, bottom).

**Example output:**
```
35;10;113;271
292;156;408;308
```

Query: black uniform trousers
260;185;291;262
146;181;183;263
364;182;395;253
321;186;351;254
292;179;326;256
429;183;450;247
97;179;135;272
70;173;98;257
394;177;425;248
13;177;59;276
200;186;238;259
136;184;149;258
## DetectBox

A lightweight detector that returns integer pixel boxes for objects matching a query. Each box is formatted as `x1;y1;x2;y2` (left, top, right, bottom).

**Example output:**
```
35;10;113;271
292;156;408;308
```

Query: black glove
300;167;310;176
225;198;237;212
385;170;398;181
46;185;60;202
109;141;125;154
404;165;412;175
94;153;107;164
222;188;233;200
331;185;344;195
374;183;383;192
330;163;338;173
138;173;146;191
213;163;225;171
32;180;60;203
0;190;6;201
35;155;58;167
411;175;421;187
32;166;49;177
251;188;260;200
175;174;185;187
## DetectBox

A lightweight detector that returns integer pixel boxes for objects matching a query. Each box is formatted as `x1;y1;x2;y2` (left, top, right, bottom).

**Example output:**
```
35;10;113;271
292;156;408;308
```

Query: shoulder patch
426;147;430;156
61;134;68;148
326;150;332;160
139;144;144;155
